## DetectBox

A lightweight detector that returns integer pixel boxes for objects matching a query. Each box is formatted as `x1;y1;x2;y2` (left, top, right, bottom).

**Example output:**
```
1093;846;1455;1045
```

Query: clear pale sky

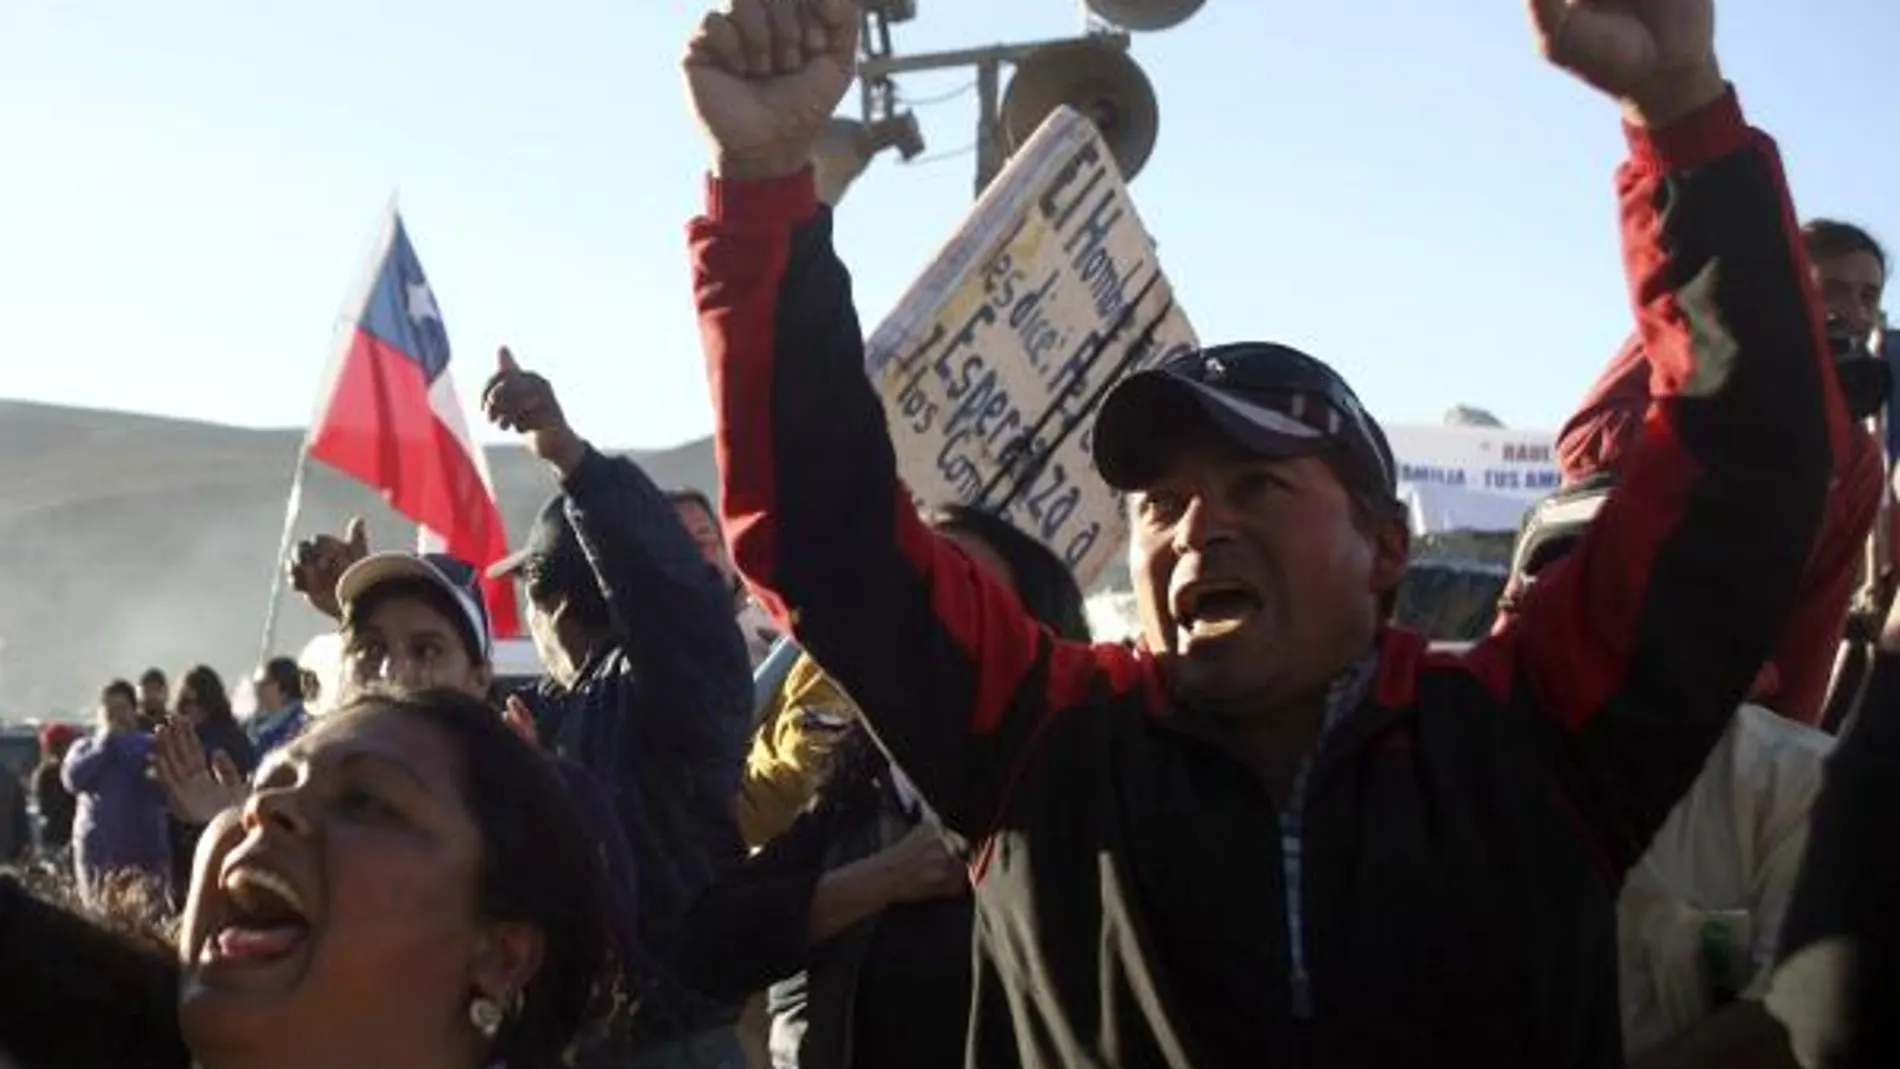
2;1;1893;450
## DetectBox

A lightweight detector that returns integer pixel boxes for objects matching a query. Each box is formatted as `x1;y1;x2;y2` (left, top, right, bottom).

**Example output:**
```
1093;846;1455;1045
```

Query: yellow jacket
735;652;861;850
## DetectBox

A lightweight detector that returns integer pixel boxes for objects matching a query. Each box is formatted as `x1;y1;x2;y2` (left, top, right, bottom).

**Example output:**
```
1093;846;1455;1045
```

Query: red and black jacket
690;91;1847;1068
1556;325;1884;728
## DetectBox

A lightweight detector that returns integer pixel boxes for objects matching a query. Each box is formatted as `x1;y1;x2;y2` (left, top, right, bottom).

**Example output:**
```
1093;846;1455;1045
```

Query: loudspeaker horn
1084;0;1204;32
1003;41;1159;181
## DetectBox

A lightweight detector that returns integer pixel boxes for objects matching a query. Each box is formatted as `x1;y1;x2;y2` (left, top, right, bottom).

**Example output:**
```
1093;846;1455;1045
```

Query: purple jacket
62;731;169;875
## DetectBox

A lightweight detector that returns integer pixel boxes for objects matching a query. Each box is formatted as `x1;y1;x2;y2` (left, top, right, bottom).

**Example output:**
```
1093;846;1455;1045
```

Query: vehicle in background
0;721;51;830
0;723;41;782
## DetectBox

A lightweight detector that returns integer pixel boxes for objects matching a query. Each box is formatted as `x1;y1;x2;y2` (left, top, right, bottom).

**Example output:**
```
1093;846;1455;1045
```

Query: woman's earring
469;995;505;1040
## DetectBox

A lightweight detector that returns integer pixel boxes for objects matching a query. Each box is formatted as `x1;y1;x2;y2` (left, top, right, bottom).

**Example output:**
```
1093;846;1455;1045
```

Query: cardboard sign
864;107;1196;587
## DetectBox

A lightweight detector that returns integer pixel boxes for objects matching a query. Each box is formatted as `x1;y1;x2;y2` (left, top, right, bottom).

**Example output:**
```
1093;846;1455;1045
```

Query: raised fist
289;516;370;621
683;0;860;179
1528;0;1722;126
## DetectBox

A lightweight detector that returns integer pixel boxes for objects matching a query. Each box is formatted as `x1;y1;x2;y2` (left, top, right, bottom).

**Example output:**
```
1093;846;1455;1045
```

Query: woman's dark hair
101;679;136;706
139;667;167;689
312;687;611;1068
665;488;717;526
177;665;239;735
922;505;1092;643
1804;219;1887;274
261;656;304;702
344;577;489;667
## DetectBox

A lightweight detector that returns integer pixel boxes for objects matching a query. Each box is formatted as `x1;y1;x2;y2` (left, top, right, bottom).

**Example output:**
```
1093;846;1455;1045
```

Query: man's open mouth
1174;580;1264;641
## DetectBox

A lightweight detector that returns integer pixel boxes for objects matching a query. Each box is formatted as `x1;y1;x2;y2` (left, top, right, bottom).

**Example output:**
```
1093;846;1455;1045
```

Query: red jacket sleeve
688;172;1146;841
1766;430;1883;725
1470;90;1849;872
1556;333;1651;482
1555;274;1884;731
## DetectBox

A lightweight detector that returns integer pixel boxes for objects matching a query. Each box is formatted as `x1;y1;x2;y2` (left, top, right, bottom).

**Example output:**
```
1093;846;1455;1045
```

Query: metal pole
974;56;1004;198
255;196;398;667
859;31;1129;79
257;444;313;665
751;637;804;727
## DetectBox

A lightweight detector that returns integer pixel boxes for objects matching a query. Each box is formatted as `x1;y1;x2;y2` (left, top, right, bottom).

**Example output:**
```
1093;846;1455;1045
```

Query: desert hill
0;399;721;716
0;400;1507;719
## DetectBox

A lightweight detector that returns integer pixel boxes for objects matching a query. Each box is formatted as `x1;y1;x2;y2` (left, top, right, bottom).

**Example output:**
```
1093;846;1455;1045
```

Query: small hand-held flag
304;208;521;637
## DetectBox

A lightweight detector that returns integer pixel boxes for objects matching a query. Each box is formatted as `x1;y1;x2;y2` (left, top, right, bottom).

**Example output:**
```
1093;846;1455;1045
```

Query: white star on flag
406;281;441;324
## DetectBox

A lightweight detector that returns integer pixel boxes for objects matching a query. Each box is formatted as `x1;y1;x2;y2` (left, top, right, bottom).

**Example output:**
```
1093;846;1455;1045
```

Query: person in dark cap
680;0;1847;1065
479;347;753;1069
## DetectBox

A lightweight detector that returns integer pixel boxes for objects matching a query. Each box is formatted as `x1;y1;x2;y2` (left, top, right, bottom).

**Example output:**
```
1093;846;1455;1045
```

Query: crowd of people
3;0;1898;1067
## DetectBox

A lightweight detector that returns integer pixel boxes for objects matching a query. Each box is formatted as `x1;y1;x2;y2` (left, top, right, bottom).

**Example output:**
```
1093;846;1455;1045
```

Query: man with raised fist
684;0;1847;1065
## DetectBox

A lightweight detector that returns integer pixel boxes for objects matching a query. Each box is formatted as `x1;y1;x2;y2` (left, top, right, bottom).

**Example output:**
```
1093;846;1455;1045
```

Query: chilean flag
306;209;521;636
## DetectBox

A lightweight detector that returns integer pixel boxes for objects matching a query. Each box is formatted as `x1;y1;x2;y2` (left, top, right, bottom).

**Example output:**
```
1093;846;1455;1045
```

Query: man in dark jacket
681;0;1848;1065
481;347;754;1068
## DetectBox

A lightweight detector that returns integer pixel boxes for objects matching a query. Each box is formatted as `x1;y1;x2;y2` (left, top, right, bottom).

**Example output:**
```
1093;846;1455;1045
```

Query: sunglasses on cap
1093;341;1396;495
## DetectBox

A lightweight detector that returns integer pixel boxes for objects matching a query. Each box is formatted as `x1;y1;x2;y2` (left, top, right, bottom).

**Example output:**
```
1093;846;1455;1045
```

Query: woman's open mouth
202;867;312;966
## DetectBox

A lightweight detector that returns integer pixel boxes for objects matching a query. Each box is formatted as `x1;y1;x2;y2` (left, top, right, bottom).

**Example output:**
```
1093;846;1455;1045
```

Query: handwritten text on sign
864;108;1196;588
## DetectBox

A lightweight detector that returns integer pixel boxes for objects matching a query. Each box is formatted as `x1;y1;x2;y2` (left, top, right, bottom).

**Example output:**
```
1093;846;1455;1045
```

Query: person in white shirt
1619;703;1829;1063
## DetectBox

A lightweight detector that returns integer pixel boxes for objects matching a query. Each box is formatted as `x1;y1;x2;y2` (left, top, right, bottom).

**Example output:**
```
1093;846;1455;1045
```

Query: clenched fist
683;0;860;180
289;516;371;621
1527;0;1724;127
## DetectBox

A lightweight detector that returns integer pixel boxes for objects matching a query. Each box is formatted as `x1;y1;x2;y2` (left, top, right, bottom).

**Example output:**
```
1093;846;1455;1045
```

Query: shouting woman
0;687;613;1069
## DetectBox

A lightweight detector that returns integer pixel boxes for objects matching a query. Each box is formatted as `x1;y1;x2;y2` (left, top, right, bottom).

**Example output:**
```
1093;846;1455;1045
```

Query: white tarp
1399;481;1538;535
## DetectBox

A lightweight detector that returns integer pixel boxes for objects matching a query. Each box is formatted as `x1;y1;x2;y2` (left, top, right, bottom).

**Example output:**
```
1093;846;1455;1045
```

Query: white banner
1383;424;1560;534
865;107;1195;587
1383;424;1561;500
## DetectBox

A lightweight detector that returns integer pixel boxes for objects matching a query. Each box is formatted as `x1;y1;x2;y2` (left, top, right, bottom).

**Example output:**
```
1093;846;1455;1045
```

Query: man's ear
1369;513;1411;607
469;921;544;1009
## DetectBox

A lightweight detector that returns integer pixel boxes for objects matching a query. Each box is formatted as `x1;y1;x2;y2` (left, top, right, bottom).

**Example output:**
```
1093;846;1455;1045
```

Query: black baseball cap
337;552;493;661
1092;342;1397;496
487;496;586;584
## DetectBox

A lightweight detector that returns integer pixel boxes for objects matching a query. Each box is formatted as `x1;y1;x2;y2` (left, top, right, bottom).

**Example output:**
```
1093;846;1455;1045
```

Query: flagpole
257;445;314;664
254;192;403;668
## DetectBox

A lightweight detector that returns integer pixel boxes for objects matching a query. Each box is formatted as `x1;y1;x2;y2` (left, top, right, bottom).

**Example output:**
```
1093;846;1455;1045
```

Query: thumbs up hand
289;515;372;620
482;346;587;476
